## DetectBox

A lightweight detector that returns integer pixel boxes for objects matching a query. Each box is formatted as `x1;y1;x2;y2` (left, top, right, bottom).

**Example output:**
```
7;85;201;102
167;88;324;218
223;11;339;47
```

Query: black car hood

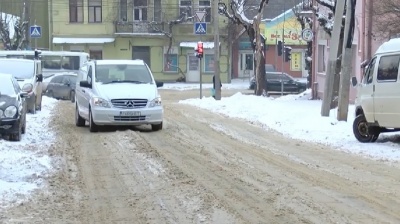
0;95;18;110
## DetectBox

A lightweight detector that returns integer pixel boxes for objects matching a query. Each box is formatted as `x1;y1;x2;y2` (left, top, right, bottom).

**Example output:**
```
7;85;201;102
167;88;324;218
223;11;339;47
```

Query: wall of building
265;45;306;78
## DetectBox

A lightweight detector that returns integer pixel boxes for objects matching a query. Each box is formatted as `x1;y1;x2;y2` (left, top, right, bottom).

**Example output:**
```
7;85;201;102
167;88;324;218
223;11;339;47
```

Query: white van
351;38;400;142
75;60;164;132
0;59;43;113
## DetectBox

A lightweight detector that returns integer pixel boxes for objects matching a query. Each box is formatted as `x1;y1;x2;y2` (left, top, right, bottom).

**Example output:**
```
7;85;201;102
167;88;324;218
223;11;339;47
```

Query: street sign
195;11;206;22
194;22;207;35
30;25;42;38
301;28;313;42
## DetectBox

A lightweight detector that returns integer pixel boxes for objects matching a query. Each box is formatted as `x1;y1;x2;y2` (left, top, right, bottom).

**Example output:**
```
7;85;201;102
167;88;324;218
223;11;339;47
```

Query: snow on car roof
0;73;13;79
95;60;146;65
375;38;400;55
0;58;34;63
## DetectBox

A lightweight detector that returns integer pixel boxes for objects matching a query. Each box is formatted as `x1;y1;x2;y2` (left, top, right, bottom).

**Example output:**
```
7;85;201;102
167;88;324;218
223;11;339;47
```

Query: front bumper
91;106;163;126
0;118;20;134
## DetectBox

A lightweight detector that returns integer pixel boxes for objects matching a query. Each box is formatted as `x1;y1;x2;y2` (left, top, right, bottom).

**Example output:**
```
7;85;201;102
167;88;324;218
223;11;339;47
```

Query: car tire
10;123;22;142
70;91;75;103
89;108;99;133
151;122;163;131
353;114;379;143
75;104;86;127
21;113;27;134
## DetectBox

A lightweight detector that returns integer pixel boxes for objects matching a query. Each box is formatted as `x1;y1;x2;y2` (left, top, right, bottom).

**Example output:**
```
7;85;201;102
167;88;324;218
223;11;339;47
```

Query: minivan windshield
95;64;153;84
0;60;35;79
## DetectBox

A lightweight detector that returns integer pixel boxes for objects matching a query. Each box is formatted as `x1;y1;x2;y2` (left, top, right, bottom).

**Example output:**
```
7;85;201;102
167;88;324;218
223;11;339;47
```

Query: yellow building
49;0;230;82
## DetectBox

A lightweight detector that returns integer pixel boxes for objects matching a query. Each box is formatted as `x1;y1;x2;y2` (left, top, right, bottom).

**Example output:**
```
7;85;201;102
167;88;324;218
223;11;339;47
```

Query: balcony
114;21;165;35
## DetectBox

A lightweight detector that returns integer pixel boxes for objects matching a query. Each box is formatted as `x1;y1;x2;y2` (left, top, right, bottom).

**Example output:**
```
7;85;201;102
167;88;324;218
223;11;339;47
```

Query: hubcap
357;121;370;137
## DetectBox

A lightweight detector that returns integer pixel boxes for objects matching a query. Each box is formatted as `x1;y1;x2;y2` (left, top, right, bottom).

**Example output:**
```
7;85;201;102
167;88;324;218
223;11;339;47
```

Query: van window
363;57;376;84
377;55;400;82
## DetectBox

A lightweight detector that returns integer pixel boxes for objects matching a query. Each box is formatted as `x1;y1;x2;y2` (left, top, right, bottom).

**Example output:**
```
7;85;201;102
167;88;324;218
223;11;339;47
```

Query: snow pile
0;96;58;210
179;90;400;161
160;79;250;91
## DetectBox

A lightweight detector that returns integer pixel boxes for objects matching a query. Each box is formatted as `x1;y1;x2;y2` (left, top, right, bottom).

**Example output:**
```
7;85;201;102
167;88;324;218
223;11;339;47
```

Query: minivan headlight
149;97;162;107
91;97;110;108
4;106;17;118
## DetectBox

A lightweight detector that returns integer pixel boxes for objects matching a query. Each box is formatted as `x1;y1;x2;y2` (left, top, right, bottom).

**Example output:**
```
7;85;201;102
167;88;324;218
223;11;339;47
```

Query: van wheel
353;114;380;143
151;122;163;131
89;108;99;132
75;104;86;127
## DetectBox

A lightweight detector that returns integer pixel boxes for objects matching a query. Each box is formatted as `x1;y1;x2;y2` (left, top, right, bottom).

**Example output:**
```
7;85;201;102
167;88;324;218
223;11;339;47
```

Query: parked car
0;58;43;114
351;37;400;143
265;64;276;72
75;59;164;132
249;72;307;93
0;73;31;141
44;72;77;102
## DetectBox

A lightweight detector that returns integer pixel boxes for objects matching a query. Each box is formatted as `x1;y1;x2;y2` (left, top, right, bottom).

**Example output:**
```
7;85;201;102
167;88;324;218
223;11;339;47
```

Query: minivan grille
111;99;148;109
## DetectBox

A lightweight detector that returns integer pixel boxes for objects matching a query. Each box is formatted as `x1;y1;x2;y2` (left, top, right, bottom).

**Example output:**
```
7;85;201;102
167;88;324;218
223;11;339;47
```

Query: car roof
95;59;146;65
0;73;13;79
375;38;400;55
0;58;35;63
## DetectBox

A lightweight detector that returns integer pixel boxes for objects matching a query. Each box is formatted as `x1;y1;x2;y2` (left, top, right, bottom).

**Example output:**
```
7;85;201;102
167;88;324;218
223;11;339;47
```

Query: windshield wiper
103;80;147;84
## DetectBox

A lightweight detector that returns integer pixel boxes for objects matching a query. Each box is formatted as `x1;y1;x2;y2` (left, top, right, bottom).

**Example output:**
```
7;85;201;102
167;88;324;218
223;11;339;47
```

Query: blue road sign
30;25;42;38
194;22;207;35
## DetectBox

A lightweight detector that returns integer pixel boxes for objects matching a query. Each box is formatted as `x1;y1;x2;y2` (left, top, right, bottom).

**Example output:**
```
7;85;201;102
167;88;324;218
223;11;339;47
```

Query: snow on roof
179;42;220;49
52;37;115;44
375;38;400;55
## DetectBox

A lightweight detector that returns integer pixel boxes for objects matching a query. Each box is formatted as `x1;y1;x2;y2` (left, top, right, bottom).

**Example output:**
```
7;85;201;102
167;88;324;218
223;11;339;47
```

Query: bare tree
0;10;28;50
372;0;400;39
219;0;269;96
148;8;195;81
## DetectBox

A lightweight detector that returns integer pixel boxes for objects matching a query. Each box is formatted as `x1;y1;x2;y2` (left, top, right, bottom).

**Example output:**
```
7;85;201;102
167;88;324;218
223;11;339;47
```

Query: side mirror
36;74;43;82
156;81;164;87
22;83;33;92
351;76;358;87
80;80;92;88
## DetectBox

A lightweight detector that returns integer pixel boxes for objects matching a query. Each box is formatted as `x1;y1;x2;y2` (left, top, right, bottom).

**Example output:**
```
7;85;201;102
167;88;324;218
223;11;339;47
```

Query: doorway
239;52;254;78
132;46;151;67
186;54;200;82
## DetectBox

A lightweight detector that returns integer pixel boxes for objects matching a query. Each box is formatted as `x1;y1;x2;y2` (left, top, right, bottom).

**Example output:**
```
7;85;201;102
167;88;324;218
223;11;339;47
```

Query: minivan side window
377;55;400;82
363;57;376;84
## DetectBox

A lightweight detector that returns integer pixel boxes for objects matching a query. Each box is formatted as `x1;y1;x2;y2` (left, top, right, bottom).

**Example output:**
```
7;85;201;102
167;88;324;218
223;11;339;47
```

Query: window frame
133;0;148;21
88;0;102;23
179;0;192;22
317;44;326;73
198;0;211;23
376;54;400;83
153;0;162;22
119;0;128;21
203;54;215;73
69;0;84;23
163;54;179;73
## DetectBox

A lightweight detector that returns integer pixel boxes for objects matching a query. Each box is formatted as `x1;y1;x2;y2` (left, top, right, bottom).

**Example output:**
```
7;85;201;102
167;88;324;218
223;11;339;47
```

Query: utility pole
214;0;221;100
337;0;355;121
320;0;346;116
281;2;286;96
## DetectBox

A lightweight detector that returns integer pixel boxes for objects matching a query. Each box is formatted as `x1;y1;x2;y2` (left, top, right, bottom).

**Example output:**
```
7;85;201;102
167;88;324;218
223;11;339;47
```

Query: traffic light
284;47;292;62
277;41;283;56
196;41;203;59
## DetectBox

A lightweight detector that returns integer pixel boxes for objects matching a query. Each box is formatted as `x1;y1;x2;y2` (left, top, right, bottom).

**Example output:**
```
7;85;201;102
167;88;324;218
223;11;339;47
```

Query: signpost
30;25;42;49
194;11;207;98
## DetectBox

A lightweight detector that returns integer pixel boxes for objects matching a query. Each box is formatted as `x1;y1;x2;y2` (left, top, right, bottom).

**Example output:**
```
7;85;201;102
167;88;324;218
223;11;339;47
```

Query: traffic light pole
200;58;203;99
281;5;285;96
214;0;221;100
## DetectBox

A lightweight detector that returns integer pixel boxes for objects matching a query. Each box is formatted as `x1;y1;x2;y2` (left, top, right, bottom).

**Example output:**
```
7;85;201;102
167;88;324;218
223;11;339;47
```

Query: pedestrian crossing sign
30;25;42;38
194;22;207;35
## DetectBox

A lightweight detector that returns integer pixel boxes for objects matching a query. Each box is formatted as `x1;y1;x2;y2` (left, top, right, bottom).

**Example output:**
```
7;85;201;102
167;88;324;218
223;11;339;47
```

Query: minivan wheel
151;122;163;131
75;104;86;127
89;108;99;132
353;114;380;143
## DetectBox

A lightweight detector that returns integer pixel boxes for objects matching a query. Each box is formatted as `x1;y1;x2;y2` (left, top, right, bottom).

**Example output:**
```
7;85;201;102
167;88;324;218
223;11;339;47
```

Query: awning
52;37;115;44
179;42;220;49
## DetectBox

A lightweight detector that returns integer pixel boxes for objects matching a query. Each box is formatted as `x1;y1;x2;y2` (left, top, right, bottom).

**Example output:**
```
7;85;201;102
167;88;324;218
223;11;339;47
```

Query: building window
119;0;127;21
153;0;162;22
204;54;214;73
199;0;211;22
179;0;192;19
164;54;178;72
133;0;148;21
88;0;102;23
69;0;83;23
377;55;400;82
317;44;325;73
90;50;103;59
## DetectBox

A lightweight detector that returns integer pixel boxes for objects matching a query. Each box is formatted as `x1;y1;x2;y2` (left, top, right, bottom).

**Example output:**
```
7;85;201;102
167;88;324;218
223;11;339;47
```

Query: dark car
0;73;30;141
44;73;77;102
249;72;307;94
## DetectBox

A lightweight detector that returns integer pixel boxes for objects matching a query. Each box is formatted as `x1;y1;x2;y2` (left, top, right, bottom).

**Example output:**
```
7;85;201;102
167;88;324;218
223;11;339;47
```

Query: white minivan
75;59;164;132
351;38;400;142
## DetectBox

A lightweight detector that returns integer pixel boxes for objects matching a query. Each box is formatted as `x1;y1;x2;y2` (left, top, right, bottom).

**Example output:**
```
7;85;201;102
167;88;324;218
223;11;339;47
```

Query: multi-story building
49;0;230;82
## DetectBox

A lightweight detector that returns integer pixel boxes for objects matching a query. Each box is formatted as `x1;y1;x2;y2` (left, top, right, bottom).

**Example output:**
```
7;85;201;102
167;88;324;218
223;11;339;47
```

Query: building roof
244;0;300;20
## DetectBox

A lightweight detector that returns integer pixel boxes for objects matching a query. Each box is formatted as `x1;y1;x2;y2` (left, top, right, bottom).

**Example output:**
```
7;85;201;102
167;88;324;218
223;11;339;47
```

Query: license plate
120;111;141;116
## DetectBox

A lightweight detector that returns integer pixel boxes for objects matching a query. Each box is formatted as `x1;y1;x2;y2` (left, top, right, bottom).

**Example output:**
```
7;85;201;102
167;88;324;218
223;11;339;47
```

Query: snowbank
0;96;58;210
179;90;400;161
159;79;250;91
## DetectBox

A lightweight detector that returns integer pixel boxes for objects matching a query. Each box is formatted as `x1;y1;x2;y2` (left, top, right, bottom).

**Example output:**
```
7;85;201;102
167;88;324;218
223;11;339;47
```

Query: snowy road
2;89;400;223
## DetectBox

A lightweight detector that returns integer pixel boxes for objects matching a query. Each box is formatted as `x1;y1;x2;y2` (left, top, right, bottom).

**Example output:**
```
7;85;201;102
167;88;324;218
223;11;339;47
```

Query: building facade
49;0;230;83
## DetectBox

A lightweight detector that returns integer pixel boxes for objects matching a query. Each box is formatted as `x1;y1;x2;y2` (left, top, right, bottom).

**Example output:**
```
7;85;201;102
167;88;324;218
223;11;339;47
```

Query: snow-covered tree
372;0;400;39
148;9;195;82
219;0;269;96
0;13;28;50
